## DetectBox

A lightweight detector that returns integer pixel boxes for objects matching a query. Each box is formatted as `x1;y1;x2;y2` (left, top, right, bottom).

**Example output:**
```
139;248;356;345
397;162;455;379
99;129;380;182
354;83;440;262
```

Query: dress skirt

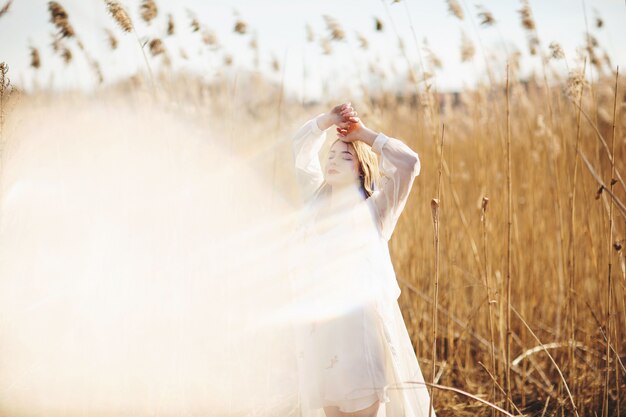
297;301;392;413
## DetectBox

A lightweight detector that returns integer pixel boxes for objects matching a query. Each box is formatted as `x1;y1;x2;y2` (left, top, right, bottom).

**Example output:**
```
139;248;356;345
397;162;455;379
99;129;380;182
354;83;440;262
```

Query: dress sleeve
368;132;421;241
291;112;330;203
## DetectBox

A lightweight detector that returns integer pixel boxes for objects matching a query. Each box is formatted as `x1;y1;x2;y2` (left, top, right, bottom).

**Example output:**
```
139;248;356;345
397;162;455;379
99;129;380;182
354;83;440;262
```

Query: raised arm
335;112;421;242
291;113;330;203
368;132;421;241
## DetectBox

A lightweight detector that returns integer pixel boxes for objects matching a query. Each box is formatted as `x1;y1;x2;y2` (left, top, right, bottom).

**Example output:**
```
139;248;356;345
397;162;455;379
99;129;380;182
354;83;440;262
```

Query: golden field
0;1;624;416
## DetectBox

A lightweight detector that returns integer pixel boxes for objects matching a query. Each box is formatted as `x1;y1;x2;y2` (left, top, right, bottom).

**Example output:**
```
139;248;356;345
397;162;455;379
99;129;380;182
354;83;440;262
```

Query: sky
0;0;624;101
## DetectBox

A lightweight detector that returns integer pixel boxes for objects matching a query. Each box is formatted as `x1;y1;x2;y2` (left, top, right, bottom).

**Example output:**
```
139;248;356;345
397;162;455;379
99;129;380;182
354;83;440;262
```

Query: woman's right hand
329;102;359;128
316;102;359;131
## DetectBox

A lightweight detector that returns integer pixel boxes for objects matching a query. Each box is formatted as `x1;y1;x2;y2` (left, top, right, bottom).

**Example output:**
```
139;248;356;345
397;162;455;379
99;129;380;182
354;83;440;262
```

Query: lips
328;168;338;174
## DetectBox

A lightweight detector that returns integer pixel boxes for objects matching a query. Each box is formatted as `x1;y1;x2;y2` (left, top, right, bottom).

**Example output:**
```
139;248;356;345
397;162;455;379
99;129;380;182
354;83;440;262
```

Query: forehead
329;141;355;155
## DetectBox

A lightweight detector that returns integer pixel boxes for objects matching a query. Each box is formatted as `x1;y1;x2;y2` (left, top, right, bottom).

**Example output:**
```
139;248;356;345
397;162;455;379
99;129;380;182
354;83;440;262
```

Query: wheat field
0;1;624;416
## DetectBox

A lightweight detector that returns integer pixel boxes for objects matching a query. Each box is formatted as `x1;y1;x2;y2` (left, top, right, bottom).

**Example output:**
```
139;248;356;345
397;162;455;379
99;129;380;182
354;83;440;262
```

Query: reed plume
446;0;464;20
187;10;200;32
166;13;175;35
105;28;118;50
322;15;345;41
518;0;535;30
0;62;10;133
460;30;475;62
584;34;602;71
595;15;603;28
424;39;443;70
565;69;587;100
30;46;41;69
201;29;217;46
0;62;8;95
320;37;332;55
148;38;164;56
190;17;200;32
476;5;495;26
105;0;133;33
374;17;383;31
549;41;564;60
271;55;280;72
356;31;369;49
140;0;157;24
518;0;539;55
0;0;12;18
61;46;72;64
50;33;72;64
48;1;75;38
234;19;247;34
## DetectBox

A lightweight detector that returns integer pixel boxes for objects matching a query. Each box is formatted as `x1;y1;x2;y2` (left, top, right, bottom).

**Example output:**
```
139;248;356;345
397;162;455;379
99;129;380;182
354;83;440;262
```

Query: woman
289;102;436;417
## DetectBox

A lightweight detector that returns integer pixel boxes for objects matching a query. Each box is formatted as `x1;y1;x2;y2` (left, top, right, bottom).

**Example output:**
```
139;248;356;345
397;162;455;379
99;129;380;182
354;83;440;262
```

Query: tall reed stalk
568;57;587;411
504;61;512;413
428;125;445;417
603;65;619;417
481;195;497;417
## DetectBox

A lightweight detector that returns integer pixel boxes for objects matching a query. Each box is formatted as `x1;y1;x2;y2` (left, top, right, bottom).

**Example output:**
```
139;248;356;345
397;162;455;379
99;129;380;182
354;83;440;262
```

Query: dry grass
1;1;625;416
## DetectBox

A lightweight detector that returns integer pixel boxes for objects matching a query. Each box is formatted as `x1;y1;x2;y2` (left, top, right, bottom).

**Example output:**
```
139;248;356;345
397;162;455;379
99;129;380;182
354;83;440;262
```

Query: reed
480;196;497;417
104;0;154;92
139;0;157;25
0;3;624;415
29;46;41;69
603;66;619;417
0;0;12;18
504;61;512;414
0;62;9;140
48;1;75;38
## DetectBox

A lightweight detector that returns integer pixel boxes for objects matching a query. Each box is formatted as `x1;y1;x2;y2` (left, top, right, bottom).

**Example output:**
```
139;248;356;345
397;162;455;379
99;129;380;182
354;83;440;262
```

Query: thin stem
482;196;497;417
568;57;586;411
505;61;512;413
604;65;619;417
428;126;444;417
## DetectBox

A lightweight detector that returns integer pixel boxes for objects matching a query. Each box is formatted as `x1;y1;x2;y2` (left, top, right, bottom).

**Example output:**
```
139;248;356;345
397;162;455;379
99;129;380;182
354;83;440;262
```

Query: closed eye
329;150;354;160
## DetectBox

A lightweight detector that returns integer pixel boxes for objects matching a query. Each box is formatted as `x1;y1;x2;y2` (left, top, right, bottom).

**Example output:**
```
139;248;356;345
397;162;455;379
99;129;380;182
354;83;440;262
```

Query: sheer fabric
288;114;436;417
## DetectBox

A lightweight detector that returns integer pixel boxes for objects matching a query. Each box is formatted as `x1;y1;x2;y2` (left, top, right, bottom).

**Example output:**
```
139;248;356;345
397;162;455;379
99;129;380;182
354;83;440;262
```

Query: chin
323;174;336;185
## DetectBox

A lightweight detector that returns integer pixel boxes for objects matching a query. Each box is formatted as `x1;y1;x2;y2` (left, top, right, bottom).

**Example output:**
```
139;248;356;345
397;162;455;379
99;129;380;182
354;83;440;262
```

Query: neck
329;182;363;211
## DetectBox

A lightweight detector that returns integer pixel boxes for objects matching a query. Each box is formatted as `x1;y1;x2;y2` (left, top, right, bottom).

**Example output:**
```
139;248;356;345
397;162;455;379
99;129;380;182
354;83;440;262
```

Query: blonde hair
328;138;382;198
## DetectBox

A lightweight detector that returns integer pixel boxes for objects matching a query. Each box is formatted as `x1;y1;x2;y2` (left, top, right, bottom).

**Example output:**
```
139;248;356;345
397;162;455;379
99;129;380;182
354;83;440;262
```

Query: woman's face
324;140;360;186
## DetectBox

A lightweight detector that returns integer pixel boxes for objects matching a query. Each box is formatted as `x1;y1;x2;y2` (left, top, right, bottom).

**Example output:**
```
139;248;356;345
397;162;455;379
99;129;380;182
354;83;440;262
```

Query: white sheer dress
287;113;437;417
